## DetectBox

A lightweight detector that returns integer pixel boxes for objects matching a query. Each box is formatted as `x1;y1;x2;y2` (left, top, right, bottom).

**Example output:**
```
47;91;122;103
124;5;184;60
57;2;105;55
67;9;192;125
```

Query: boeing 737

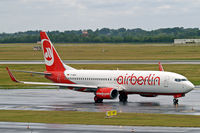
7;31;195;105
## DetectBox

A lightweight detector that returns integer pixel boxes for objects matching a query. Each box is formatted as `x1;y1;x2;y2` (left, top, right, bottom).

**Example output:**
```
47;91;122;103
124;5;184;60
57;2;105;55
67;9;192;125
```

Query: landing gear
119;92;128;102
94;96;103;103
173;98;179;105
173;94;185;105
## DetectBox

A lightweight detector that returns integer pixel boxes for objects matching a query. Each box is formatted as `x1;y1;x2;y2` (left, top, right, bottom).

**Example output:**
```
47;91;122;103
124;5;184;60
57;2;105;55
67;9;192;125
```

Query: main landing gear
173;98;179;105
119;92;128;102
94;96;103;103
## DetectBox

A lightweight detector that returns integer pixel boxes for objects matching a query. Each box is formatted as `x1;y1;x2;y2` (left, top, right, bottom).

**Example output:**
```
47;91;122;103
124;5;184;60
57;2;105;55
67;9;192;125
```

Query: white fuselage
64;70;194;95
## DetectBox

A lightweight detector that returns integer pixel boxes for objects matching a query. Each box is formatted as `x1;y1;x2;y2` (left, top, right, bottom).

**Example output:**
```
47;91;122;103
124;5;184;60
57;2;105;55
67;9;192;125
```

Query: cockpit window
175;79;180;82
175;78;187;82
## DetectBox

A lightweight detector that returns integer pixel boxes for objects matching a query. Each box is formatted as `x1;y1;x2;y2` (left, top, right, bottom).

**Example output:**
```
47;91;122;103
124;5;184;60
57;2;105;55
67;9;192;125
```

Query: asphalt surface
1;122;200;133
1;89;200;133
0;89;200;115
1;60;200;64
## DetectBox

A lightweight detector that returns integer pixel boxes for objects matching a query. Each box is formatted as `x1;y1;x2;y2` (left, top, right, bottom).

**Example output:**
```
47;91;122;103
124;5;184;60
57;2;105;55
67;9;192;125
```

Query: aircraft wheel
173;98;178;105
119;92;128;102
94;96;103;103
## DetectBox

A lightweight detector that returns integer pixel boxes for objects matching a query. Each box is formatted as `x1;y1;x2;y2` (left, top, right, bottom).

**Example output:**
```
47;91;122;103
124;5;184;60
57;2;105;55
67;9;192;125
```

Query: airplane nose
187;81;195;91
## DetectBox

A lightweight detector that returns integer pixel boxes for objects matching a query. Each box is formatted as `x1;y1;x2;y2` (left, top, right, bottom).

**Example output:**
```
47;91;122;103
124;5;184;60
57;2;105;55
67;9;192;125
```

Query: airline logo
117;74;160;86
43;40;54;66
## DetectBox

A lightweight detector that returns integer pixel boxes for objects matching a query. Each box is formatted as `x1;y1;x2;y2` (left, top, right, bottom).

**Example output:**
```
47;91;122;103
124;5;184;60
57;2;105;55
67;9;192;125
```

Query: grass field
1;64;200;88
0;110;200;127
1;43;200;60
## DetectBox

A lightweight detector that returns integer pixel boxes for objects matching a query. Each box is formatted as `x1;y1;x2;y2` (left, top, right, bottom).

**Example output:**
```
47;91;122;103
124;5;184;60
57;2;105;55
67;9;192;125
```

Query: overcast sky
1;0;200;33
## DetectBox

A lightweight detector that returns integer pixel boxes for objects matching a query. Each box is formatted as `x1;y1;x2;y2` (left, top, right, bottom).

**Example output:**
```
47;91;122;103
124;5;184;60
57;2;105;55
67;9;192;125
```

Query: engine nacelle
96;88;118;99
140;94;157;97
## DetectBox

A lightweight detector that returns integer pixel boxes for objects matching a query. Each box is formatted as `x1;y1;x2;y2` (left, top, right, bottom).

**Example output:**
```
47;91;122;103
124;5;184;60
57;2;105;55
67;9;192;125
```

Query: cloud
157;5;171;10
0;0;200;32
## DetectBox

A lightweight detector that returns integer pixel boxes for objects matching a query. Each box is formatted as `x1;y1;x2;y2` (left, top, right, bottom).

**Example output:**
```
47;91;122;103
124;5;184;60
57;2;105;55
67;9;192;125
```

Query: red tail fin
40;31;66;72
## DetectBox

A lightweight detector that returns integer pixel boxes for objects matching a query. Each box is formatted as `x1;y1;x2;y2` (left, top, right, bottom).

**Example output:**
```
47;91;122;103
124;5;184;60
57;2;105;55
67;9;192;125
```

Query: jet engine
96;88;118;99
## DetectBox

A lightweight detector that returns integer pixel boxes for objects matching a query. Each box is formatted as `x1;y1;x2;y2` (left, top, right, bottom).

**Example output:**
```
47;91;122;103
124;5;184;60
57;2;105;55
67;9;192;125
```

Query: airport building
174;39;200;44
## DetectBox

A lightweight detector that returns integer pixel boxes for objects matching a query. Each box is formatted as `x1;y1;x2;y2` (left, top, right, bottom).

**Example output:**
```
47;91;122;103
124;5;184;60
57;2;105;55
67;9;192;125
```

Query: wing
6;67;98;92
10;69;51;75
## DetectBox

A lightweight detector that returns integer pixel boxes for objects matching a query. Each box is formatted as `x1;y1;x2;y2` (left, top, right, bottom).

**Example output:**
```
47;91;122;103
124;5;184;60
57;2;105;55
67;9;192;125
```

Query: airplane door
164;76;169;87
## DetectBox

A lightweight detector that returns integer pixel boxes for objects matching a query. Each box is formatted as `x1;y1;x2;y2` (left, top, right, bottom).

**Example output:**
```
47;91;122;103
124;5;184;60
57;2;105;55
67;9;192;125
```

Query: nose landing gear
173;98;179;105
173;94;185;105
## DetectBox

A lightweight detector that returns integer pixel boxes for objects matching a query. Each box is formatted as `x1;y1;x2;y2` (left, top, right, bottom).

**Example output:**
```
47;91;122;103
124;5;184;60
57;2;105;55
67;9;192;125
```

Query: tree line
0;27;200;43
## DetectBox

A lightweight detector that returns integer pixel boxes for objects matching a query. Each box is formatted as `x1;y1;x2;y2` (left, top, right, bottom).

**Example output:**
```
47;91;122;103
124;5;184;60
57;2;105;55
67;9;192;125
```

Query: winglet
158;62;164;71
6;67;19;82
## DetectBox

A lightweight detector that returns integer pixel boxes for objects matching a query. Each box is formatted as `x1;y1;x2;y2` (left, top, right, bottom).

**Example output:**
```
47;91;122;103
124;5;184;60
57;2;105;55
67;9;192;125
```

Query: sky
1;0;200;33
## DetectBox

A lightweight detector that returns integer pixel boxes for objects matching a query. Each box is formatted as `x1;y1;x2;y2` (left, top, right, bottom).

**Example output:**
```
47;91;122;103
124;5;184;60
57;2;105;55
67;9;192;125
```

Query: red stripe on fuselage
127;92;185;96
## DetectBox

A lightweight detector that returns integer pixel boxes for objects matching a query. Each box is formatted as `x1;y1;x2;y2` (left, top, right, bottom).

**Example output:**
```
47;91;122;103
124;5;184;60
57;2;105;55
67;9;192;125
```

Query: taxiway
0;89;199;115
1;122;200;133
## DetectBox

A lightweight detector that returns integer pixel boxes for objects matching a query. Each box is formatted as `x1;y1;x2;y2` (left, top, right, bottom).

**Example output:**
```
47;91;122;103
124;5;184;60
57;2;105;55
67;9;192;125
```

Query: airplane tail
40;31;75;72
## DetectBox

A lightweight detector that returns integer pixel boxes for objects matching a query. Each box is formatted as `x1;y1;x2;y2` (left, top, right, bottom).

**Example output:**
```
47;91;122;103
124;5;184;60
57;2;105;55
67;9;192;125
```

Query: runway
0;89;200;115
1;60;200;64
1;122;200;133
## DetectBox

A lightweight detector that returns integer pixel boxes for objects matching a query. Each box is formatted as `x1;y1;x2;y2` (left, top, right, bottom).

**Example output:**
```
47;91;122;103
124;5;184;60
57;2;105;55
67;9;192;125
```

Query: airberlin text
117;74;160;86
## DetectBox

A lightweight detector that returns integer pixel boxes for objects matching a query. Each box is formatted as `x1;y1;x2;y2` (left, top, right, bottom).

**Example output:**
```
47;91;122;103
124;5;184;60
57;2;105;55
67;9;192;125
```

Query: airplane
7;31;195;105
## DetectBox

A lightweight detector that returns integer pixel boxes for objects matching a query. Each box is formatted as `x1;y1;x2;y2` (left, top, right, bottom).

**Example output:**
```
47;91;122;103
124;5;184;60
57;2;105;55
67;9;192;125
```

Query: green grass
1;64;200;88
1;43;200;60
0;110;200;127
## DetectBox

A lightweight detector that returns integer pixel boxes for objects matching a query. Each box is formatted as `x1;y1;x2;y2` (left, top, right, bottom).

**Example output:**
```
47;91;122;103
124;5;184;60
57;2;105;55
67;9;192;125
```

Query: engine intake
96;88;118;99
